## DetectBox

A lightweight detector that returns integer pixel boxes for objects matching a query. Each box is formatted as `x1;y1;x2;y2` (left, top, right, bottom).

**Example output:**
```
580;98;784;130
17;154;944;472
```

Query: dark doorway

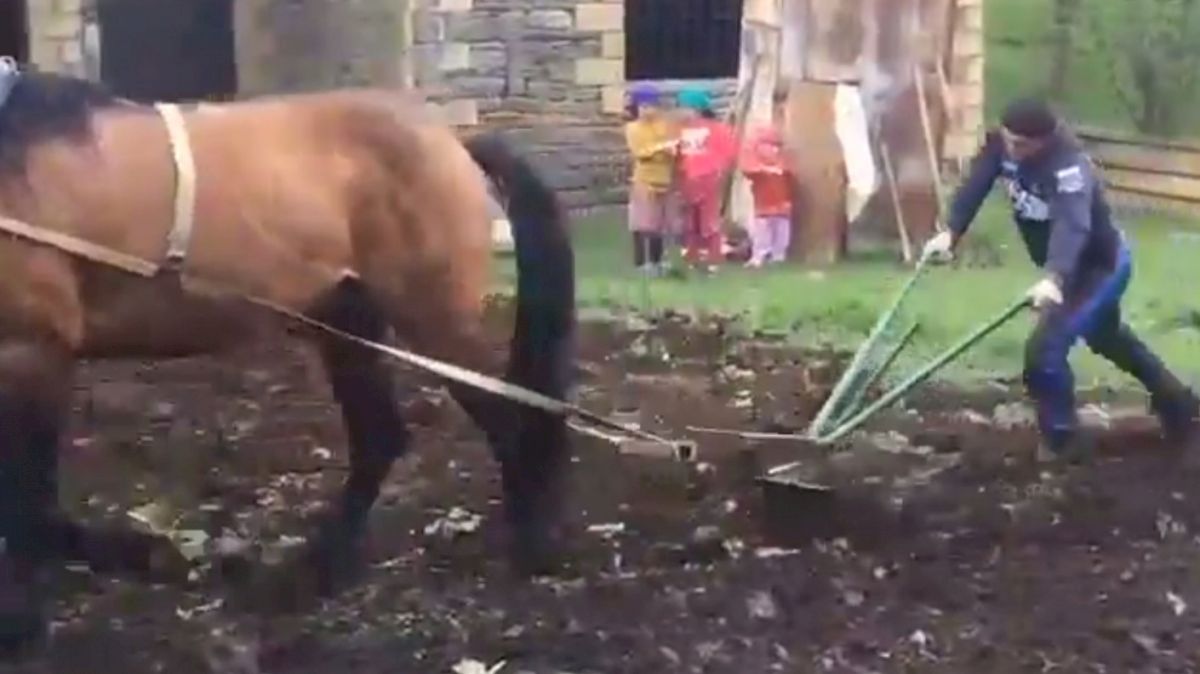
625;0;743;80
97;0;237;102
0;0;29;63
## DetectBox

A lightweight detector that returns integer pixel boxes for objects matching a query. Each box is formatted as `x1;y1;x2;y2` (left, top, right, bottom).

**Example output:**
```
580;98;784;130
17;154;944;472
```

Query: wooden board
798;0;875;82
785;79;848;264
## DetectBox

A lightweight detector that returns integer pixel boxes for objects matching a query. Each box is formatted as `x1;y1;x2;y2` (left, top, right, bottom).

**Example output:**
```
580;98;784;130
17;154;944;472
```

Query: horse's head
0;58;118;179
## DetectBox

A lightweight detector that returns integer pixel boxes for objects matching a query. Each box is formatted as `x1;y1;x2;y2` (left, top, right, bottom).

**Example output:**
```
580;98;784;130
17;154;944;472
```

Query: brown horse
0;66;575;653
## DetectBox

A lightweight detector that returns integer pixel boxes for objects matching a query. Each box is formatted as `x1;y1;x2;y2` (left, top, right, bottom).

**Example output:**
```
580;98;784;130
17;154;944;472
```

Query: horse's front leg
0;341;75;656
0;340;192;657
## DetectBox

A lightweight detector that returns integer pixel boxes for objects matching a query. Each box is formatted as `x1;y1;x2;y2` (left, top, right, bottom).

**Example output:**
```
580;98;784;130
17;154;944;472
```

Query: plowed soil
5;307;1199;674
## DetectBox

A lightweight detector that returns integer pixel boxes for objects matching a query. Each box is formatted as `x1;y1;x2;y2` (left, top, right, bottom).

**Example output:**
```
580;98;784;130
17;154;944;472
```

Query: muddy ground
5;307;1200;674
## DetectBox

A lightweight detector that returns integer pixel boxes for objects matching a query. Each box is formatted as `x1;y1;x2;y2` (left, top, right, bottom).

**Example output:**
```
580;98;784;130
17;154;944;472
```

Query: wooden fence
1077;127;1200;221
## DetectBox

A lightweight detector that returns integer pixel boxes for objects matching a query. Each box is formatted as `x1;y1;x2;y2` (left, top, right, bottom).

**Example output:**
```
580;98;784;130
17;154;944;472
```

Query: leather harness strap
0;99;198;277
152;102;198;268
0;214;159;277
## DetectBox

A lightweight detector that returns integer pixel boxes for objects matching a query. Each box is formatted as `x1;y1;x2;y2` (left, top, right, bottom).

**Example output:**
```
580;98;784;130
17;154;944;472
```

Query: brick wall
234;0;411;96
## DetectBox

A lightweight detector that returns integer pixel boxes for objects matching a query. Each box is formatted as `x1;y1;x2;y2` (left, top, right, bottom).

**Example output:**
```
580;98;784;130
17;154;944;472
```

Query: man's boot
1150;380;1200;446
1036;428;1093;466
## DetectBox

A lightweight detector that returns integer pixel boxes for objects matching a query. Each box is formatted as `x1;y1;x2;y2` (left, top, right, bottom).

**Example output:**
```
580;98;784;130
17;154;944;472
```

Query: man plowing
923;98;1199;463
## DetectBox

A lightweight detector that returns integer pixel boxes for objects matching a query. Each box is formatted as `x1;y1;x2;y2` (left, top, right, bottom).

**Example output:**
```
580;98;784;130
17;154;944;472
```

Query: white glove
922;231;955;263
1027;277;1063;309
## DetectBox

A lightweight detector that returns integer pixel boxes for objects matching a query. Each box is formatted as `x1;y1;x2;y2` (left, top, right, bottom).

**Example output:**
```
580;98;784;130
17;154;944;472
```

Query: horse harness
153;102;198;269
0;59;198;276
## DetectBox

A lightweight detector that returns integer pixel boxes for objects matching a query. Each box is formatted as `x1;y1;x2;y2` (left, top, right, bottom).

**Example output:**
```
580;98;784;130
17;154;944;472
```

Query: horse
0;64;575;654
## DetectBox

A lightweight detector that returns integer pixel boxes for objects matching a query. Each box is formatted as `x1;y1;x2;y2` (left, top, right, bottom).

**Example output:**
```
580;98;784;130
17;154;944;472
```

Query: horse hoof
82;528;192;584
300;537;367;597
0;558;49;662
0;611;48;662
240;538;366;614
509;527;563;578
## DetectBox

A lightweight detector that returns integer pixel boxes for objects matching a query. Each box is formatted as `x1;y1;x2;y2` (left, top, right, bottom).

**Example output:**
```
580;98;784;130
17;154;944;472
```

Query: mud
4;307;1200;674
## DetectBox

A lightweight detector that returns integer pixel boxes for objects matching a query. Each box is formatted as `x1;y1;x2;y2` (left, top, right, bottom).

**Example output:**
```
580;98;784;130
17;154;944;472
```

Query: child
674;85;736;272
740;92;794;266
623;84;678;275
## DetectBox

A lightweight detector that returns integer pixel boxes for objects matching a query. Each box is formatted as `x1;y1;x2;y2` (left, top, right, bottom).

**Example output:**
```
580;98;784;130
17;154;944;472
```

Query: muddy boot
1150;386;1200;448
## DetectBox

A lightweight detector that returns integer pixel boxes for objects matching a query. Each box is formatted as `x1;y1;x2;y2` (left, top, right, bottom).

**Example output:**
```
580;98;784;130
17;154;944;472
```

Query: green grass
985;0;1200;136
495;200;1200;391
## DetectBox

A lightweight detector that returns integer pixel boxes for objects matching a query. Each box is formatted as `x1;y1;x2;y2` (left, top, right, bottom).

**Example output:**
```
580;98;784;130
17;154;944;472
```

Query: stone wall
26;0;90;76
235;0;411;96
408;0;620;207
402;0;742;208
410;0;625;126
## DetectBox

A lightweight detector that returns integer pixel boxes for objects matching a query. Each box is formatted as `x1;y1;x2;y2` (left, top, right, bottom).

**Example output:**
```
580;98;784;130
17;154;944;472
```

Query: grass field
495;201;1200;391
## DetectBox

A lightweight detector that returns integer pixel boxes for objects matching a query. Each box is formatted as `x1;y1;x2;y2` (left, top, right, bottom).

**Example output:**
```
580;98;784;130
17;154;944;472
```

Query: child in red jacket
674;86;736;271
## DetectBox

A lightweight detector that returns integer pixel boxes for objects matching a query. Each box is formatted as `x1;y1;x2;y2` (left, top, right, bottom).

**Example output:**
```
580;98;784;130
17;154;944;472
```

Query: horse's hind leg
398;312;568;576
270;279;409;603
449;383;567;575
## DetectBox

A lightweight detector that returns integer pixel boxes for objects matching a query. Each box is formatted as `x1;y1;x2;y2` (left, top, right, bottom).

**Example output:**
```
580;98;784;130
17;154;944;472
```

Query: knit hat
1001;97;1059;138
677;86;713;112
629;83;661;107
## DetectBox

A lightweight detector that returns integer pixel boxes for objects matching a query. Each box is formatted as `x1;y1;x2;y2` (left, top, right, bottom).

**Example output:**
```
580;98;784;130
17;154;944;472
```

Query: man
923;97;1199;462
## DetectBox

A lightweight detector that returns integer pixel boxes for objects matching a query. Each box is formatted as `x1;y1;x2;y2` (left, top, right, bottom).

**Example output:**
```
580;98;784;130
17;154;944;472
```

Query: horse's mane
0;68;120;176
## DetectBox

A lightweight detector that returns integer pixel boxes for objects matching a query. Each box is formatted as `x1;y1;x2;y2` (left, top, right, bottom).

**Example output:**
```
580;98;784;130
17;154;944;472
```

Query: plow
752;251;1034;533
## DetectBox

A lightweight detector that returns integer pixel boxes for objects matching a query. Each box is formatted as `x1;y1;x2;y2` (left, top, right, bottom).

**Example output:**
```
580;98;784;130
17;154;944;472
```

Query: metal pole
830;320;920;428
816;295;1030;444
806;253;931;437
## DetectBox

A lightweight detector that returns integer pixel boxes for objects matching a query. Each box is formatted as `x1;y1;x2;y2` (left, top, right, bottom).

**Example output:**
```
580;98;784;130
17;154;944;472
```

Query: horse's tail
462;131;576;404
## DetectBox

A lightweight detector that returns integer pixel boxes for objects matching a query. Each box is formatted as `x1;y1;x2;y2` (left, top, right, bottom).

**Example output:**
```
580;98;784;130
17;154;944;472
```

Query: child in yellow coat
624;84;678;275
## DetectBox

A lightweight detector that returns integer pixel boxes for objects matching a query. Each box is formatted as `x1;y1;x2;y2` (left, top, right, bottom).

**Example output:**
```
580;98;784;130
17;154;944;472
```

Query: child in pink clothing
674;86;736;271
740;94;794;266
